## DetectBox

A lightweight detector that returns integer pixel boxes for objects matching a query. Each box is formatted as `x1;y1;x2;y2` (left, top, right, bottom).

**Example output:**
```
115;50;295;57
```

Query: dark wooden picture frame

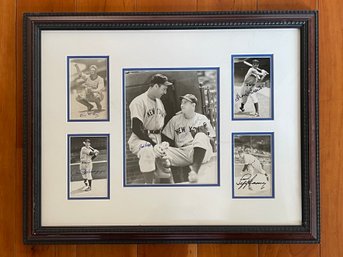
23;11;319;243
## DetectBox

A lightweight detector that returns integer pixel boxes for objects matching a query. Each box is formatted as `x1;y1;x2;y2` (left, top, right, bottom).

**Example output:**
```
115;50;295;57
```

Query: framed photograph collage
23;11;319;243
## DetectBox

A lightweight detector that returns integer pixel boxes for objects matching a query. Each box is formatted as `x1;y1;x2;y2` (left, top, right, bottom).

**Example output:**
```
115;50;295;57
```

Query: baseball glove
190;122;210;138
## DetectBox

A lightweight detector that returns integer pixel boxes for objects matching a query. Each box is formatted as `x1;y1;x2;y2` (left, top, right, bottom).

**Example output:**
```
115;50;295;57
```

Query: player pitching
158;94;216;183
74;64;105;112
238;146;269;190
128;74;172;184
80;139;99;191
239;59;268;117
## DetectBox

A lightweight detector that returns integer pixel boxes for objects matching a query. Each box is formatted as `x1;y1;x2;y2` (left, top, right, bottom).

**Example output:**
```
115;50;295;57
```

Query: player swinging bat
239;59;268;117
243;60;269;75
80;139;99;191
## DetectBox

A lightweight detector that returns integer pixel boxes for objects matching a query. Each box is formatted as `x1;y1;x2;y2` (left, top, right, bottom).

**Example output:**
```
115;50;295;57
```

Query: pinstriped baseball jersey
244;67;260;85
80;146;92;163
129;91;166;130
162;113;215;148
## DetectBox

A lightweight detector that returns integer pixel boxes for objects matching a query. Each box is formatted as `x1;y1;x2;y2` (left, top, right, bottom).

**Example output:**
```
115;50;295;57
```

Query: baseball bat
83;141;96;152
243;61;269;75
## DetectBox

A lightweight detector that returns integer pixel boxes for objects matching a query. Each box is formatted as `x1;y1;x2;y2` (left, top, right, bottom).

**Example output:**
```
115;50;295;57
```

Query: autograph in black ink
236;173;267;190
235;85;265;103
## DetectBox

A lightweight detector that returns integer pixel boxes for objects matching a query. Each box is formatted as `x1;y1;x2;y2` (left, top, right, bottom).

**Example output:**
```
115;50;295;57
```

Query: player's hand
153;144;166;158
94;149;99;156
262;69;268;75
197;122;210;135
188;170;198;183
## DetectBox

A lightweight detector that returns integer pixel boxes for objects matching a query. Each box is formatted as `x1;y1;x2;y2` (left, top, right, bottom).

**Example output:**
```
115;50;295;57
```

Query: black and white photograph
68;134;110;199
123;68;219;186
67;56;109;121
232;55;273;120
232;133;274;198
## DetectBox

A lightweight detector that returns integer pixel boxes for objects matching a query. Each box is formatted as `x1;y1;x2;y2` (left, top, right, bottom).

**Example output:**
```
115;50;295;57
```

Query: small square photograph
124;68;219;186
67;56;109;121
68;135;110;199
232;55;273;120
232;133;274;198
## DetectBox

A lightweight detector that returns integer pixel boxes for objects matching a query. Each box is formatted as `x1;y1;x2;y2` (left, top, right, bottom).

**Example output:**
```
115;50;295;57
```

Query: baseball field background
0;0;336;256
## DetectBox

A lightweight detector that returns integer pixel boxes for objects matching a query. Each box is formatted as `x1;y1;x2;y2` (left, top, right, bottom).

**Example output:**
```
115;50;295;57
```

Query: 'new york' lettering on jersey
163;113;215;147
129;91;166;130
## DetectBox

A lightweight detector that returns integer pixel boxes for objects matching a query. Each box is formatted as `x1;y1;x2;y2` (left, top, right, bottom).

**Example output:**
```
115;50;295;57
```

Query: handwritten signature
236;173;267;190
235;85;265;103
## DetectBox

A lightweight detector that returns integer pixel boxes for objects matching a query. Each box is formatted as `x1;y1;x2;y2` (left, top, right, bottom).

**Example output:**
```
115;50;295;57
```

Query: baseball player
74;64;105;112
239;59;268;117
128;74;173;184
238;146;269;190
80;139;99;191
159;94;215;183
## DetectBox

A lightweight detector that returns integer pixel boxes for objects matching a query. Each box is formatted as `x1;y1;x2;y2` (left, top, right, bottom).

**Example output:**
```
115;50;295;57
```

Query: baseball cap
180;94;198;104
89;65;98;71
252;59;259;64
150;74;173;86
85;139;91;143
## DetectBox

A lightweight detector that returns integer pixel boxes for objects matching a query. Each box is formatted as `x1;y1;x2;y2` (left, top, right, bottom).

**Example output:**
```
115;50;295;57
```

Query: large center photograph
123;68;219;186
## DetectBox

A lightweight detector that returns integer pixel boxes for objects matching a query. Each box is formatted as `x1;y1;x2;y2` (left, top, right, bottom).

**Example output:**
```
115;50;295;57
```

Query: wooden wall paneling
319;0;343;256
75;0;135;12
259;245;320;257
76;244;137;257
55;245;77;257
198;244;258;257
12;2;329;257
136;0;197;12
197;0;257;11
16;2;76;257
0;0;16;257
137;244;197;257
257;0;316;10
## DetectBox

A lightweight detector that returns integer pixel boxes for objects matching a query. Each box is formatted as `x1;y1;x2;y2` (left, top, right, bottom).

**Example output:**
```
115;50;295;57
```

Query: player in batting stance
80;139;99;191
128;74;173;184
239;59;268;117
238;146;269;190
74;63;105;112
156;94;215;183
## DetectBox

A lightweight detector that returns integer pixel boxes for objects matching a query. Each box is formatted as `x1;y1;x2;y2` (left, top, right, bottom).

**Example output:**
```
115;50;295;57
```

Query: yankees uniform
162;112;215;167
76;65;105;111
241;152;268;179
128;74;172;174
239;59;267;117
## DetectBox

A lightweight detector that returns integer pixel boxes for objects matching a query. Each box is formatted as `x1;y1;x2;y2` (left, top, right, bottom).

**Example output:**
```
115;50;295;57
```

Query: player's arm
251;67;267;77
161;134;175;147
161;118;176;147
74;63;88;80
131;118;156;146
91;77;105;93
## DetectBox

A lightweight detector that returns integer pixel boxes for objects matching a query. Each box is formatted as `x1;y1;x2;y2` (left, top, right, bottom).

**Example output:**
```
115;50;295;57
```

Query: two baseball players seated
128;74;216;184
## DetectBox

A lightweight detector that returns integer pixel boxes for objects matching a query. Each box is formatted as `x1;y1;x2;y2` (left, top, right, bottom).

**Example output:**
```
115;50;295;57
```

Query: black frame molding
23;11;319;244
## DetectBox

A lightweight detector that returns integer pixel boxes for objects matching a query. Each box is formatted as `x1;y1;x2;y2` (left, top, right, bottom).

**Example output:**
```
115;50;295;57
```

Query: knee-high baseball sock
88;180;92;188
84;179;88;186
254;103;259;113
240;103;245;109
192;147;206;174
